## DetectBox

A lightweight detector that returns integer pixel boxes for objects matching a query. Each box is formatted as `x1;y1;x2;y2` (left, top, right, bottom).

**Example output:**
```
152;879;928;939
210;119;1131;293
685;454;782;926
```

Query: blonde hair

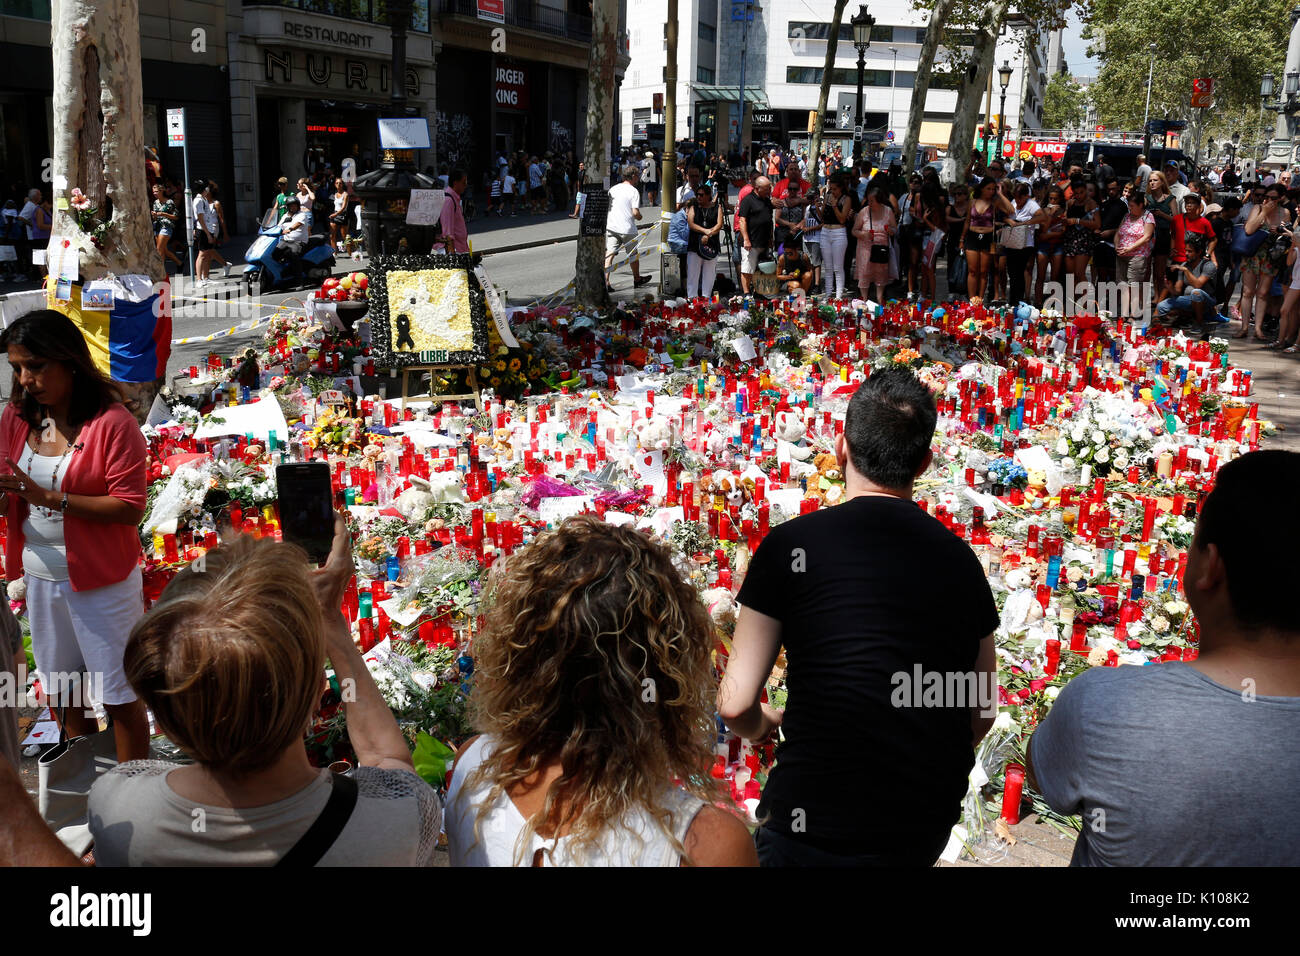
468;515;721;864
124;535;326;776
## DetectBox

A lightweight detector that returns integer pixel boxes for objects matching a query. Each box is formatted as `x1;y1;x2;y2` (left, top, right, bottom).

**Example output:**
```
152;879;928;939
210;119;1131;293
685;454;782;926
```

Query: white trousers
686;252;717;298
821;227;848;297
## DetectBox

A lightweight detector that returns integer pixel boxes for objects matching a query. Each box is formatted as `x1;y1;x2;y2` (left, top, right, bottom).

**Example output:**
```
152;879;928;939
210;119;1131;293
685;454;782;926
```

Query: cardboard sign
406;188;444;225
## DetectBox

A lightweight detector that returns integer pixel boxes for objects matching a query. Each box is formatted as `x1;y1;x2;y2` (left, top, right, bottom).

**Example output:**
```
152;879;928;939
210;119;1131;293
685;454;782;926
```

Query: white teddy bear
633;415;680;452
774;409;813;462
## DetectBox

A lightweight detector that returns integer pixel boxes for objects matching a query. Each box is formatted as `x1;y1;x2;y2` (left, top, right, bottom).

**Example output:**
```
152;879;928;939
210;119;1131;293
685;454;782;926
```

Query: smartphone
276;463;334;564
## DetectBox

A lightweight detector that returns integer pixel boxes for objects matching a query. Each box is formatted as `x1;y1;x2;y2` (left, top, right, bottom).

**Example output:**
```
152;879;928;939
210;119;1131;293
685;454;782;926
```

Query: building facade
620;1;1056;162
1;0;235;220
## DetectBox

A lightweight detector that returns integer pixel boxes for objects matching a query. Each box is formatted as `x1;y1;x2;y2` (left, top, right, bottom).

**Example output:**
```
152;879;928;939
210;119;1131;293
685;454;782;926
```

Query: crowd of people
654;142;1300;345
1;326;1293;867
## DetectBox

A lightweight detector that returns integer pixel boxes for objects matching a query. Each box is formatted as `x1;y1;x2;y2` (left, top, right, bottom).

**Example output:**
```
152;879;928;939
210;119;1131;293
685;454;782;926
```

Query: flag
47;281;171;383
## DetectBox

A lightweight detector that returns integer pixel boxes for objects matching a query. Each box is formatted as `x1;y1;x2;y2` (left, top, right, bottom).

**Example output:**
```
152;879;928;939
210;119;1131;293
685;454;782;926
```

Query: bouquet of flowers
67;187;110;249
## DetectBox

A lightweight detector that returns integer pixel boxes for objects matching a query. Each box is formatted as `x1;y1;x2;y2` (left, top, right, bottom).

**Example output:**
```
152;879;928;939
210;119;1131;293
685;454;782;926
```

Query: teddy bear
773;409;813;462
633;414;680;452
701;587;737;630
804;452;845;505
1024;468;1049;508
395;475;435;520
490;426;513;462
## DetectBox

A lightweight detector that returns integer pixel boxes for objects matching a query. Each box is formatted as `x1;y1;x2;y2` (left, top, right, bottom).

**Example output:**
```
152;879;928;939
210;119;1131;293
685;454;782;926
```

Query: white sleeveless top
445;736;707;867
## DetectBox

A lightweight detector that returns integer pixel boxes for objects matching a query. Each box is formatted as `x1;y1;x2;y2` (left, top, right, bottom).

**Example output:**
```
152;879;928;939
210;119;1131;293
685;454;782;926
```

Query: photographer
1155;232;1217;339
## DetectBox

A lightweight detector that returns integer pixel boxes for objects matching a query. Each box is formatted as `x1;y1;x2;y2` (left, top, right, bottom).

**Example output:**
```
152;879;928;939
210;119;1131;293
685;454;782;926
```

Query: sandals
1285;345;1300;354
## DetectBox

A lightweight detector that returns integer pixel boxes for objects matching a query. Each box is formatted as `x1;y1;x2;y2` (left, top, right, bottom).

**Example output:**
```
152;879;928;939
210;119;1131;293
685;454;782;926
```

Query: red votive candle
1001;763;1026;824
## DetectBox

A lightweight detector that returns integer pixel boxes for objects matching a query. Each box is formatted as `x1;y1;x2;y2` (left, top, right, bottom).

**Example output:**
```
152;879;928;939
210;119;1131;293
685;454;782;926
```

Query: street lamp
1262;72;1276;100
996;60;1013;163
888;46;898;141
851;5;875;163
1142;43;1157;138
1288;70;1300;97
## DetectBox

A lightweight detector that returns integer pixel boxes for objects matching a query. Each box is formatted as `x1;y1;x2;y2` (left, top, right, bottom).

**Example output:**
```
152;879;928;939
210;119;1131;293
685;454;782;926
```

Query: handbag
1001;222;1028;250
950;252;969;293
1231;222;1269;258
868;209;890;263
38;710;119;856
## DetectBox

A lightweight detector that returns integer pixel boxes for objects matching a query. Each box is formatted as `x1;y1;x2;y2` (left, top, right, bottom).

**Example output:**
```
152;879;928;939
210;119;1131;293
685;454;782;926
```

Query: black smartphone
276;462;334;564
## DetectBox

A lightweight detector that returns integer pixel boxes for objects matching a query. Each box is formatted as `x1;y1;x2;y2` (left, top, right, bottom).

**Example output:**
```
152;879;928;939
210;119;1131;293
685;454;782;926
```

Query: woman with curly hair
445;515;756;866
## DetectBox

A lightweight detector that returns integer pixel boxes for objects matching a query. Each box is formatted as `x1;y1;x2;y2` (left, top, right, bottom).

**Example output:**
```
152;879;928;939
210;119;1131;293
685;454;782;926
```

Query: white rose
1092;430;1106;445
1114;455;1129;471
1046;685;1062;700
1164;600;1187;615
1095;446;1111;463
1056;438;1070;456
1072;426;1086;442
1062;457;1076;470
1150;616;1170;633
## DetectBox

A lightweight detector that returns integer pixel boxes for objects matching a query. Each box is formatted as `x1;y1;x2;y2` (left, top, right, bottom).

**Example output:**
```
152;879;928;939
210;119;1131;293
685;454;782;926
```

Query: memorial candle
1000;763;1026;824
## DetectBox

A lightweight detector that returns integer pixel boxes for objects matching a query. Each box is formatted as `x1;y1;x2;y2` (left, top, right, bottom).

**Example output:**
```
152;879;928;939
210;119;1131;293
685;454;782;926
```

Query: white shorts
605;230;639;261
26;566;144;709
741;245;767;275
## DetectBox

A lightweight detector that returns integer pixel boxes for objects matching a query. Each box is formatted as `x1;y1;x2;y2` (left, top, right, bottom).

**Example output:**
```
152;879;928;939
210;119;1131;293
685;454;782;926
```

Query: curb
476;218;660;258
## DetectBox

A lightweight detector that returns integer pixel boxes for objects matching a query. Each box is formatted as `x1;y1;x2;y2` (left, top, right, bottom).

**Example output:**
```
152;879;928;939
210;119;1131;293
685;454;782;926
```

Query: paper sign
31;249;45;265
537;495;594;524
317;389;349;405
193;396;290;443
55;197;69;210
732;335;757;362
766;488;805;516
378;117;431;149
22;717;61;746
146;393;172;427
632;449;667;495
406;188;444;225
53;277;72;302
81;281;114;311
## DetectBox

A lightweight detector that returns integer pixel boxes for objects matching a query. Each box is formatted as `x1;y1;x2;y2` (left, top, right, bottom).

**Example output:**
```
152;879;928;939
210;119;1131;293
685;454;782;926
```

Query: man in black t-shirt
737;177;774;294
1092;178;1128;283
719;367;999;866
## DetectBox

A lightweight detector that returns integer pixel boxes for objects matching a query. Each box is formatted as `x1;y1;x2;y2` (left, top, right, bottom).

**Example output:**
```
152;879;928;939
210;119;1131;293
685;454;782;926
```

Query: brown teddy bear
805;452;845;505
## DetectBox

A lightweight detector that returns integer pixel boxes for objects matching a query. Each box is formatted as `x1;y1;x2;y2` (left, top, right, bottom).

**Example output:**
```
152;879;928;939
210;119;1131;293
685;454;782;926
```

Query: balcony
435;0;592;44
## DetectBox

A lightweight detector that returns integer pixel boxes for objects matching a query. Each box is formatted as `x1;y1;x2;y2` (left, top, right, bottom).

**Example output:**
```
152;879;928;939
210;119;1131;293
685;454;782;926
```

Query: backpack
668;207;690;254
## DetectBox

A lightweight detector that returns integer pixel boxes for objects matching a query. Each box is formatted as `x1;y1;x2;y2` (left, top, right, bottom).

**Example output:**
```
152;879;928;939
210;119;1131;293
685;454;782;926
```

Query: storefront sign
1000;139;1067;160
282;21;376;49
264;50;420;97
752;110;778;129
306;125;350;134
477;0;505;23
495;65;530;110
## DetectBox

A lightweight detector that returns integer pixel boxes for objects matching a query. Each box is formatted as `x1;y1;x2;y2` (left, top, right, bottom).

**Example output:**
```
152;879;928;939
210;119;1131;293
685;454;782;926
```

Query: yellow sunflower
509;358;522;372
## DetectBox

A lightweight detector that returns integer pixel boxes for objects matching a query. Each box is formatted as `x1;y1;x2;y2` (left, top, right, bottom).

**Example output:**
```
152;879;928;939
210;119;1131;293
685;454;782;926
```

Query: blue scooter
243;207;336;296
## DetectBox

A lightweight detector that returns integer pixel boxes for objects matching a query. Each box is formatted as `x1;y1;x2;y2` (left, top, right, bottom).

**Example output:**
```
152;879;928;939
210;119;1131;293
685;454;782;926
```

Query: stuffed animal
701;587;737;629
394;475;435;520
1025;468;1049;508
490;426;513;462
805;452;845;505
774;409;813;461
633;414;680;452
700;470;751;509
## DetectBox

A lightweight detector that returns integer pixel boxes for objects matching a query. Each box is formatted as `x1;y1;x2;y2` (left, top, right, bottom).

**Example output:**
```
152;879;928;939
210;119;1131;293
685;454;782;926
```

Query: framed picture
367;253;490;368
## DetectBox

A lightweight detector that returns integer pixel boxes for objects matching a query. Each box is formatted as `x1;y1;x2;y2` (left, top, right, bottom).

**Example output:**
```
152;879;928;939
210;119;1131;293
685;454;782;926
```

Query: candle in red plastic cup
1000;763;1026;825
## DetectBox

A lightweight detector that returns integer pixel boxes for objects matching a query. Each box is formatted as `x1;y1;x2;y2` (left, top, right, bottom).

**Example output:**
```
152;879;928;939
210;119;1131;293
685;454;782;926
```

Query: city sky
1060;9;1098;77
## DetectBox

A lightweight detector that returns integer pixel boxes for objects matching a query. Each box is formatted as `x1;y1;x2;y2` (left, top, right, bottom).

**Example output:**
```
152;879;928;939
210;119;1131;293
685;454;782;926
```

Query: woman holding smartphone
0;311;150;763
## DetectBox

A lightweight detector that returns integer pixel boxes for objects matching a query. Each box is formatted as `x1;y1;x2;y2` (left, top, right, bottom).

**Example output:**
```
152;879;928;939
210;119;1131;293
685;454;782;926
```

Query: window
785;67;902;86
633;107;652;123
699;22;716;42
871;25;892;43
786;22;928;44
929;70;964;90
697;66;716;83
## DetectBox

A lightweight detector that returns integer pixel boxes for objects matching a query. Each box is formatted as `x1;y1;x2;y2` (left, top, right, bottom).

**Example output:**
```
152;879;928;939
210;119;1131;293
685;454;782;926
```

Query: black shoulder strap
278;772;359;867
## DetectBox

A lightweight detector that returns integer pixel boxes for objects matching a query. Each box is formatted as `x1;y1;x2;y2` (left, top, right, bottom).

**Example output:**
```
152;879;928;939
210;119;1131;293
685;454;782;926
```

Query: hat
1164;159;1179;166
644;151;654;158
1204;203;1223;214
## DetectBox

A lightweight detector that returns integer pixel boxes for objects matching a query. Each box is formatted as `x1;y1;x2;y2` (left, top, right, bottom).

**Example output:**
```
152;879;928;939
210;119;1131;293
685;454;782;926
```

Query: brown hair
468;515;721;863
124;535;326;776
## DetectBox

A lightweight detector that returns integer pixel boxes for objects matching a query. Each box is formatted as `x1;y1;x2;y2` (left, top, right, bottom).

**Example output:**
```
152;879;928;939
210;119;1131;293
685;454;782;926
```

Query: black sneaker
634;276;653;287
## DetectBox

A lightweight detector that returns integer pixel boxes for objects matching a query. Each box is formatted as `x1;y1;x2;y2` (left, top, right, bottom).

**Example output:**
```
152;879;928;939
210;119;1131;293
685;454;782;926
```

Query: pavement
0;201;668;301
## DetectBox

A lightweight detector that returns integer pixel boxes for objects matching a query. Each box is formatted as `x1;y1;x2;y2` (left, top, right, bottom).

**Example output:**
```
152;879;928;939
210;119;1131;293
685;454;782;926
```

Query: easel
399;364;484;411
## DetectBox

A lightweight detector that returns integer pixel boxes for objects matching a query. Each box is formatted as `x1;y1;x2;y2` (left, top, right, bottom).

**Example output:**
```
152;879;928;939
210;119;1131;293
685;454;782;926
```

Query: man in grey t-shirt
1030;450;1300;866
1133;155;1152;196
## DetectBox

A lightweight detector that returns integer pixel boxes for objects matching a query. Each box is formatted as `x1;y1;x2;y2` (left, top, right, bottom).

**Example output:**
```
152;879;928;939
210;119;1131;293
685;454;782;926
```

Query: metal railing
435;0;591;42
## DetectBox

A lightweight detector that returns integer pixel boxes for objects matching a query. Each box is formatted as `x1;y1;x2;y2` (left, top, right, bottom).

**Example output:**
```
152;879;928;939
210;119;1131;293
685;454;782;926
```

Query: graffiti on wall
549;121;573;157
436;111;475;170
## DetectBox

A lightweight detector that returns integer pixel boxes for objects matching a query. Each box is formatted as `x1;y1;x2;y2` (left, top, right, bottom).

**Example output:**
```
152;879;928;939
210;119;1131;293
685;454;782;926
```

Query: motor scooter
243;207;335;295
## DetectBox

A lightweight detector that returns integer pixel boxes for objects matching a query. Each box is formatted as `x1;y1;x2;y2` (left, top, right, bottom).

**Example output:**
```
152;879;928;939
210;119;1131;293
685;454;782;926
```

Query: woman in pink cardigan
0;310;149;762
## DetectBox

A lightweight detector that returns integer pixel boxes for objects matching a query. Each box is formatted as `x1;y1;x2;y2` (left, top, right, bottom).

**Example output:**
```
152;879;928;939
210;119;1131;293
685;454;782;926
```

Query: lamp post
1142;42;1157;138
888;46;898;141
1227;131;1240;169
851;5;875;164
996;60;1013;164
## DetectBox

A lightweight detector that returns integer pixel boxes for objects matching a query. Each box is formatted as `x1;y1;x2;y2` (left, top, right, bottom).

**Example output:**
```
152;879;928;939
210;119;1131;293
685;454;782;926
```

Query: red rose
1017;688;1033;701
1029;679;1046;693
1127;639;1141;649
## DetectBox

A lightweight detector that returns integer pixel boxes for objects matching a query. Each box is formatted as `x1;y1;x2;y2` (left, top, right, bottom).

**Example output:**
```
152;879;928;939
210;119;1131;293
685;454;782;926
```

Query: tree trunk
50;0;160;282
806;0;849;172
901;0;960;174
575;0;618;310
942;0;1011;184
51;0;163;423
